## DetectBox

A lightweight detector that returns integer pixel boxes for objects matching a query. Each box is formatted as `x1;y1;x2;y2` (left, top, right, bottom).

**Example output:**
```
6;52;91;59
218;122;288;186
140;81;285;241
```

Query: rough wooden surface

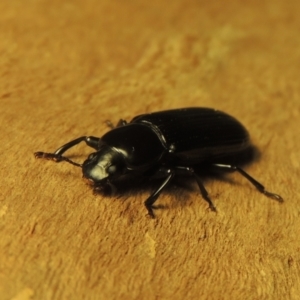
1;0;299;299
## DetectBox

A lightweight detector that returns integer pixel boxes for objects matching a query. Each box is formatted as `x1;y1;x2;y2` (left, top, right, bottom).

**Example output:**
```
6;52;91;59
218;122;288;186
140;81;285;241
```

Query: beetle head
82;145;125;184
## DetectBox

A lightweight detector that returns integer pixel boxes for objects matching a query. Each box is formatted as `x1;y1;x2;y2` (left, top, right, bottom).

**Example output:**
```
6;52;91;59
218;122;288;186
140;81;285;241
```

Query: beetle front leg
145;170;175;218
211;164;283;202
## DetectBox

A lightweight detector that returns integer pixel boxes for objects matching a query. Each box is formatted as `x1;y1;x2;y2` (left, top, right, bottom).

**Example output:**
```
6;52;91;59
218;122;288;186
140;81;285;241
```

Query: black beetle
34;107;283;217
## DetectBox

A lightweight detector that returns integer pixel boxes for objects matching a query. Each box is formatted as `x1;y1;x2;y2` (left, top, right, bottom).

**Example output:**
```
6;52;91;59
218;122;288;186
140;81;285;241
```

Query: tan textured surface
1;0;299;299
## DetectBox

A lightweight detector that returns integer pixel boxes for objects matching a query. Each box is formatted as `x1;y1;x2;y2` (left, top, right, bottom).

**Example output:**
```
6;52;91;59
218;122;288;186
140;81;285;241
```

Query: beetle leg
105;120;114;129
175;166;217;212
145;170;175;218
105;119;127;129
93;180;117;196
116;119;127;127
211;164;283;202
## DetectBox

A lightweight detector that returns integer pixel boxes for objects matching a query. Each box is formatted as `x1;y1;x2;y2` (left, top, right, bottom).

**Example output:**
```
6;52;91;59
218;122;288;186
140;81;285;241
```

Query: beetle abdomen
132;108;250;164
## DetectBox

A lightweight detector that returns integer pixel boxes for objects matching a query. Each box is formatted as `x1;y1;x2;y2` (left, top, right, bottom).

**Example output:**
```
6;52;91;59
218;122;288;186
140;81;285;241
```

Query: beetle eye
107;165;117;174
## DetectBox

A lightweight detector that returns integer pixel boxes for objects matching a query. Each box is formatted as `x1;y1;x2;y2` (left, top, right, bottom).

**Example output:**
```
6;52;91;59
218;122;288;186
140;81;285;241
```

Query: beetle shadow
92;145;261;211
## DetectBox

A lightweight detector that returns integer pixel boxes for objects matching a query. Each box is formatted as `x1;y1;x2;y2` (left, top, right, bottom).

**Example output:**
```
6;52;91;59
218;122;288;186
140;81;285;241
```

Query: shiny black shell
101;107;250;170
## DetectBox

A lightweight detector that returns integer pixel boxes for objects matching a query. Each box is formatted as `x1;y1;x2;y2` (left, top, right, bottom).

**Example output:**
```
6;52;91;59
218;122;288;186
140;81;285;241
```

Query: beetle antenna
34;152;82;168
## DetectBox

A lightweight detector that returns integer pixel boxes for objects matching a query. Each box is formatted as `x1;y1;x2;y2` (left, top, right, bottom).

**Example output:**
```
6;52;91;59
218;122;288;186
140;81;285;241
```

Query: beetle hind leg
212;164;284;202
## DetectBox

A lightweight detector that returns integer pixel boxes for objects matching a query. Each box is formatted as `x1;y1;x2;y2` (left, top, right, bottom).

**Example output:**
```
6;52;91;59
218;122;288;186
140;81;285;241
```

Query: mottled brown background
1;0;299;299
